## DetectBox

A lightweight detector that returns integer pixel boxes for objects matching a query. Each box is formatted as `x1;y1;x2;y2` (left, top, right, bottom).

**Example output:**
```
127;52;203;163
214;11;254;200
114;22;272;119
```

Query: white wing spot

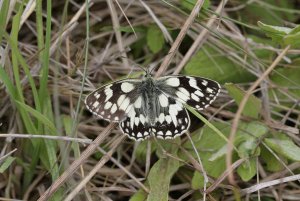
134;117;139;126
179;87;190;97
159;94;168;107
114;116;119;121
117;95;126;106
140;114;145;125
119;97;130;111
104;101;112;109
165;115;172;124
166;131;172;136
176;91;189;102
195;90;204;97
93;101;99;108
169;104;180;127
202;80;208;86
166;77;180;87
206;87;213;94
104;87;113;101
121;82;134;93
159;113;165;123
110;104;117;114
101;111;105;115
157;131;163;135
137;132;142;138
134;96;142;108
94;93;100;99
191;93;200;101
189;78;200;90
129;109;136;129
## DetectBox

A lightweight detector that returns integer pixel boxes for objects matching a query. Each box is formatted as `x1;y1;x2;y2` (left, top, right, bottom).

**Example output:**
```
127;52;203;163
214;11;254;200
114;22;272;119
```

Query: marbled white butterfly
85;72;220;141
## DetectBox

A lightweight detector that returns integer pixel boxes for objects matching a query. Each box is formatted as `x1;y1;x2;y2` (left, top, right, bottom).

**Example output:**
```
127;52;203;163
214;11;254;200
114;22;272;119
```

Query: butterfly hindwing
119;94;189;140
152;97;190;139
119;107;151;141
85;79;141;121
157;75;220;110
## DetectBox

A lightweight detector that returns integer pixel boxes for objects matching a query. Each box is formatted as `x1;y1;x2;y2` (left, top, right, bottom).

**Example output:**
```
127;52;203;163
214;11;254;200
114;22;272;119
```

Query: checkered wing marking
157;75;220;110
119;109;151;141
119;93;190;141
152;97;190;140
85;79;141;122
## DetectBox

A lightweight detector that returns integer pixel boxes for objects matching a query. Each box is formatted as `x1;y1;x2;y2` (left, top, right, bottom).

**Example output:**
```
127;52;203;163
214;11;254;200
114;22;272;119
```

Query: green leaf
208;145;227;161
191;171;207;189
225;83;262;118
0;0;9;44
130;189;147;201
147;25;165;53
147;143;180;201
183;121;267;178
183;122;229;178
257;21;300;46
135;141;156;164
238;1;297;26
238;140;260;159
270;66;300;98
0;156;15;173
264;139;300;161
284;31;300;46
15;101;56;134
261;145;284;172
184;46;255;84
237;158;257;182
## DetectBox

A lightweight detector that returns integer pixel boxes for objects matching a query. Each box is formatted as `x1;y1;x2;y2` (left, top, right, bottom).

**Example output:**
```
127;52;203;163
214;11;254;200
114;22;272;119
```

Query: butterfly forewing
157;75;220;110
85;79;141;121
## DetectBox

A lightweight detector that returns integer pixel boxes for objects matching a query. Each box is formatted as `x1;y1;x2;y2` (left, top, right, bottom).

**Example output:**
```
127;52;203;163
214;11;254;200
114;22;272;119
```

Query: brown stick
155;0;205;77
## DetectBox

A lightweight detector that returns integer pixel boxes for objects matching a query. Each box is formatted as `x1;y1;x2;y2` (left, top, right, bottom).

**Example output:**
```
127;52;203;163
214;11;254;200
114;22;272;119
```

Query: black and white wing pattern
151;96;190;140
85;79;141;122
119;93;190;141
85;74;220;141
157;75;220;110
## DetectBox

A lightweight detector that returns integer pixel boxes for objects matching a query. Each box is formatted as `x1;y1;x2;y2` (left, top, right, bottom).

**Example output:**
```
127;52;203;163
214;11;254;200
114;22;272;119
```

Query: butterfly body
85;73;220;141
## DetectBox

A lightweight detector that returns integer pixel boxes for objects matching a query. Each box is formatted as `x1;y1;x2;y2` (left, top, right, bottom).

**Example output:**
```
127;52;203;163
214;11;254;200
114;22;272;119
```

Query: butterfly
85;72;220;141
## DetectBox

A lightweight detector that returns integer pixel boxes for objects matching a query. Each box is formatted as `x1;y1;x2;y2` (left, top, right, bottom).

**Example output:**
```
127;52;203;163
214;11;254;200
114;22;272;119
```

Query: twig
155;0;205;77
173;0;229;74
241;174;300;194
0;133;93;144
37;123;116;201
64;135;126;201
